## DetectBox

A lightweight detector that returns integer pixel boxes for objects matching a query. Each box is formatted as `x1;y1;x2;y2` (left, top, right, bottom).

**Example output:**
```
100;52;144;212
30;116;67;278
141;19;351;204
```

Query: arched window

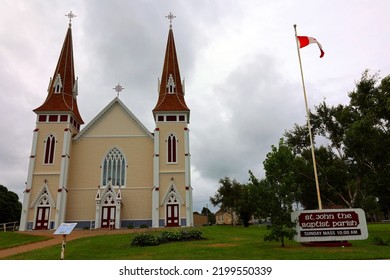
53;74;62;94
44;134;56;164
102;147;126;187
166;74;176;94
167;134;177;163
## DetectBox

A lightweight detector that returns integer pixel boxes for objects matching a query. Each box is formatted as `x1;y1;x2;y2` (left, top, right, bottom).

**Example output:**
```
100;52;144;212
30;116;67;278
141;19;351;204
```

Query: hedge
130;229;204;247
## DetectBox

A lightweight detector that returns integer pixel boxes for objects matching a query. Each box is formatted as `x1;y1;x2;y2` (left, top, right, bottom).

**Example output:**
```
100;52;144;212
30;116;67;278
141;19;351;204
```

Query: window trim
156;114;187;122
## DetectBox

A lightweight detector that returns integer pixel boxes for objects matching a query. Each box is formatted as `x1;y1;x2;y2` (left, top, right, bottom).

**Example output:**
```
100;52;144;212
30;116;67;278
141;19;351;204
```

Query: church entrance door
101;206;116;228
35;206;50;229
166;204;179;227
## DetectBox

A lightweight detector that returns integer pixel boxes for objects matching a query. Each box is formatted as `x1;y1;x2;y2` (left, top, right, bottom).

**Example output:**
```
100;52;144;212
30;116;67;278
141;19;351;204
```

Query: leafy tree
236;185;255;227
248;140;297;247
210;177;242;225
285;70;390;217
0;185;22;224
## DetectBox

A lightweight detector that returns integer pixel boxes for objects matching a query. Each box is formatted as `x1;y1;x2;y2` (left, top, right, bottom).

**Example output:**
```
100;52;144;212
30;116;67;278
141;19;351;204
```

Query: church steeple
34;15;84;127
153;13;190;121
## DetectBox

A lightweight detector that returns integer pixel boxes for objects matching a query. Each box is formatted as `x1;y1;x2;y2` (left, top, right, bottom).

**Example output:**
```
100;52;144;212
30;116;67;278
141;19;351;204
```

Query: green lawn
2;223;390;260
0;231;50;250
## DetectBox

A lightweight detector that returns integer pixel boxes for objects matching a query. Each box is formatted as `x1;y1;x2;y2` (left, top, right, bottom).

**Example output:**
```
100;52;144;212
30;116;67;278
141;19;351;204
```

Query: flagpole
293;24;323;210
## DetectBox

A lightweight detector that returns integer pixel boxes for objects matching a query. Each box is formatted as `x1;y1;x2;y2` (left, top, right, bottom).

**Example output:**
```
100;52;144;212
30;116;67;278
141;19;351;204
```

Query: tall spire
34;14;84;125
153;13;190;117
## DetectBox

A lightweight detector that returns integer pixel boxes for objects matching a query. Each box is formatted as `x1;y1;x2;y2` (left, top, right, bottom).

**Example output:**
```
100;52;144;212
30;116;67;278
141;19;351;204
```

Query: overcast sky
1;0;389;213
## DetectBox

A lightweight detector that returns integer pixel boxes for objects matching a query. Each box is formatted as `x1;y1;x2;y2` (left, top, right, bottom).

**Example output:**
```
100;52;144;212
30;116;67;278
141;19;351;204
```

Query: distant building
215;209;237;225
215;209;257;225
19;14;193;230
193;212;208;226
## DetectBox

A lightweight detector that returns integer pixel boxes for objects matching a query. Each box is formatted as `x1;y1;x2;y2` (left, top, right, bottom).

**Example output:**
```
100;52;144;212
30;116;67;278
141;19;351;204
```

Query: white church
19;12;193;230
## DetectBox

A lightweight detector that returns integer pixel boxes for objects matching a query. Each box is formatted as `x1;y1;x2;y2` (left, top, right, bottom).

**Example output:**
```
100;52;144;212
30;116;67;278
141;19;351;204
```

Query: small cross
65;11;76;26
113;83;124;97
166;12;176;28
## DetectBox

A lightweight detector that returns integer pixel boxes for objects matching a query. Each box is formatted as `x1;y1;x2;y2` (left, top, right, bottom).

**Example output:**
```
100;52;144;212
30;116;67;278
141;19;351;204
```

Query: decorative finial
113;83;124;97
65;11;76;27
166;12;176;28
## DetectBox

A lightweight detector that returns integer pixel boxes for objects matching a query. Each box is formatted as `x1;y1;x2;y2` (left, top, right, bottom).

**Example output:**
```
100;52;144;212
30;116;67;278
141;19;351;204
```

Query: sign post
291;209;368;244
53;223;77;260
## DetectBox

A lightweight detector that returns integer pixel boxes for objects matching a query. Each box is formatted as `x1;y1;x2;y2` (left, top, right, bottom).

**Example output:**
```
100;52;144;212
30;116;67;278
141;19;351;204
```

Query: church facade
19;16;193;231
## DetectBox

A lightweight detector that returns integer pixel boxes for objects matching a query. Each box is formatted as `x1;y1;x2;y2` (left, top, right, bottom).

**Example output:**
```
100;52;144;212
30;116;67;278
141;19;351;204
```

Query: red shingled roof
153;27;190;113
34;26;84;124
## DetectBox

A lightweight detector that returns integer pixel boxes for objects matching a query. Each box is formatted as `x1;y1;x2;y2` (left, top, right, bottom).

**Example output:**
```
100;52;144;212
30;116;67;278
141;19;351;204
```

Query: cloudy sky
1;0;389;213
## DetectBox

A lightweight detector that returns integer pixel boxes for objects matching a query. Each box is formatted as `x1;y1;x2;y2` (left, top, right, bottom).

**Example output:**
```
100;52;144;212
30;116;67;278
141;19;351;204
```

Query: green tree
236;185;255;227
0;185;22;224
285;70;390;217
248;140;297;247
210;177;242;225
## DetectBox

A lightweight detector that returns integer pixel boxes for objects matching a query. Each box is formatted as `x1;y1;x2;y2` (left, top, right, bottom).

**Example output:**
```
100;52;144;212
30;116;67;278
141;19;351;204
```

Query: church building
19;13;193;230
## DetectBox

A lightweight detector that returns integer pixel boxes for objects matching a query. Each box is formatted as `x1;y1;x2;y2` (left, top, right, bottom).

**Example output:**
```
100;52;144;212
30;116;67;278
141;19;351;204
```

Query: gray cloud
191;53;303;184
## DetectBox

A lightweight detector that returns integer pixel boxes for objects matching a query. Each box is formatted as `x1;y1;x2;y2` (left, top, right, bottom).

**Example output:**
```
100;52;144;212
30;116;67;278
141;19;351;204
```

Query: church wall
63;189;96;221
33;123;70;173
86;105;147;137
120;188;152;219
66;132;154;224
24;122;74;228
157;122;187;172
155;121;189;226
68;136;154;188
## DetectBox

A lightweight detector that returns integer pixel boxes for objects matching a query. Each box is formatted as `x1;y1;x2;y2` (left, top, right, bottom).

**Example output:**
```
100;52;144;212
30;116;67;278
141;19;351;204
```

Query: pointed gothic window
167;134;177;163
44;134;56;164
102;148;126;187
166;74;176;94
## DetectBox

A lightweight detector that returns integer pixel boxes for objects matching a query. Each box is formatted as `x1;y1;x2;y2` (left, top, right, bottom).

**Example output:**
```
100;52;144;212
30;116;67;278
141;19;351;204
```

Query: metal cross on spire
166;12;176;28
65;11;76;27
113;83;124;97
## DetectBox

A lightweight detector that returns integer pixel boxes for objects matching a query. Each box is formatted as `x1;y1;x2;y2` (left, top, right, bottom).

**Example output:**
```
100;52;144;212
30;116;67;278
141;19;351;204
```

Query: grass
1;223;390;260
0;231;50;250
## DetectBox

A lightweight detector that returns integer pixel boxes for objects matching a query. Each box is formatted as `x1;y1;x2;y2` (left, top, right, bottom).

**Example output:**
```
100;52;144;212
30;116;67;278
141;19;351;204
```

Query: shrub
160;230;182;242
180;229;203;240
130;229;204;247
130;233;160;246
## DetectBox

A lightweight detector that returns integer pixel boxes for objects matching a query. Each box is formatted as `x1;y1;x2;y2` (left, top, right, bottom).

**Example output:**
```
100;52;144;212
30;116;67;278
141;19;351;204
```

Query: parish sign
291;208;368;242
53;223;77;235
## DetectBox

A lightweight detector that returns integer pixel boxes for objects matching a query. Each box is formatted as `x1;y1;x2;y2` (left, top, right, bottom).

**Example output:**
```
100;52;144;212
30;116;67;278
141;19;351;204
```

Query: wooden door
101;206;116;228
35;207;50;229
166;204;179;227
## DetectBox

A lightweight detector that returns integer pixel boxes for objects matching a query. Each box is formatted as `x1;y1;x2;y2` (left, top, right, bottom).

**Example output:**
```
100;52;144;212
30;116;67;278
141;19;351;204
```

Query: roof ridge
74;97;153;141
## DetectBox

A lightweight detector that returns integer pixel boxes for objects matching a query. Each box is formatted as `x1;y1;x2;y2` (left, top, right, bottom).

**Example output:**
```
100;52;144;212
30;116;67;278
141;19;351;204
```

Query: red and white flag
297;36;325;58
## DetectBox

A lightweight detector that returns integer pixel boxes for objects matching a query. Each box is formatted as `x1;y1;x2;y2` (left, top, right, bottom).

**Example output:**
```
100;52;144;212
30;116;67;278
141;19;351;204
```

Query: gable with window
53;74;63;93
